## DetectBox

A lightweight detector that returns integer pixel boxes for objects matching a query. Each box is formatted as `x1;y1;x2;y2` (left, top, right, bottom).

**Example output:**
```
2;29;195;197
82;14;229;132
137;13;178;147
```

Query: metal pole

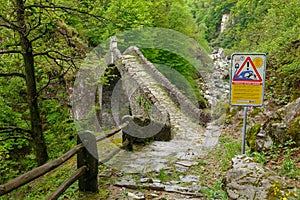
242;106;248;154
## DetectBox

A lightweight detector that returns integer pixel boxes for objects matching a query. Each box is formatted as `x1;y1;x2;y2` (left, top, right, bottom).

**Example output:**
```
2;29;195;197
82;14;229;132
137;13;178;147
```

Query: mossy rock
246;123;261;152
286;116;300;146
249;108;262;118
269;107;285;123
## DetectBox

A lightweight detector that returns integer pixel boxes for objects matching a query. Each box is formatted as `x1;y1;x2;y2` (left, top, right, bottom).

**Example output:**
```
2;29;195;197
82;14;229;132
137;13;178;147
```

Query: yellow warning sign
229;53;266;106
230;83;263;105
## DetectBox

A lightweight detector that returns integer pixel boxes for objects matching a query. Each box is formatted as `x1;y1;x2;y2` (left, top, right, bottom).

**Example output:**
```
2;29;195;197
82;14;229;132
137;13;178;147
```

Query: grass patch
249;141;300;183
1;157;78;200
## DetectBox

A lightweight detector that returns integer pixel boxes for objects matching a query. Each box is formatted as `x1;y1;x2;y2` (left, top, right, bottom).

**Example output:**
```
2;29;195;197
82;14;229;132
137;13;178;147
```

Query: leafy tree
71;0;153;47
186;0;237;42
0;0;88;166
191;0;299;101
0;0;210;182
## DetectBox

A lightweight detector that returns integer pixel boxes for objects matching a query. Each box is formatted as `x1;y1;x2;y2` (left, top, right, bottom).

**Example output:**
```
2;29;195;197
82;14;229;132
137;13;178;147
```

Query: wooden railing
0;122;129;200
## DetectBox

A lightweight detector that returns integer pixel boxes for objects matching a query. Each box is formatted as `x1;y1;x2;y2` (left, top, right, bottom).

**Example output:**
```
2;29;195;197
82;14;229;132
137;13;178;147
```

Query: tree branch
34;50;83;71
35;63;73;99
3;42;21;48
36;74;52;98
33;50;78;60
0;14;21;31
0;23;13;29
0;126;31;134
0;73;26;79
0;50;22;55
25;4;106;21
0;136;32;142
26;11;42;37
30;25;52;43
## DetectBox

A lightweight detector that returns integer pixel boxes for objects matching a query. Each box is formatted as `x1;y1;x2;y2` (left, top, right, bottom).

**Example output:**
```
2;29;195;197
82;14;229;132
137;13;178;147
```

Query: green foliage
157;168;169;182
217;136;241;170
250;140;300;180
201;0;300;102
287;117;300;145
141;48;207;108
41;99;77;159
136;96;151;114
73;0;208;47
246;123;261;152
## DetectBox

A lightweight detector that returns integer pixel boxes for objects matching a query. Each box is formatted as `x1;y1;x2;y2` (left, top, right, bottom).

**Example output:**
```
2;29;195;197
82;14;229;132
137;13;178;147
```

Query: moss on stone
249;108;262;118
246;123;261;152
286;116;300;146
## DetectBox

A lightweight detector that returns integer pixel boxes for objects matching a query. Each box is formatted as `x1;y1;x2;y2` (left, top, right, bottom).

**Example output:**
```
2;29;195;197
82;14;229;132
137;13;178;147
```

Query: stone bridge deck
122;52;204;140
107;46;210;173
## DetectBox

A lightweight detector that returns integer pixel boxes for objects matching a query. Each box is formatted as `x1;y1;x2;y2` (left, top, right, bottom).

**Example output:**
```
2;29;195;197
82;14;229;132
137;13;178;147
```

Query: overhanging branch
0;73;26;79
33;50;79;60
0;136;32;142
0;126;31;134
25;4;106;21
0;50;22;55
0;14;21;32
0;23;13;29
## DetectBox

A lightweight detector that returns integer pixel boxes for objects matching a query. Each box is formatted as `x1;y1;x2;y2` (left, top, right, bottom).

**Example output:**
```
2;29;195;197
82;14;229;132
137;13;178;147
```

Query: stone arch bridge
72;37;224;172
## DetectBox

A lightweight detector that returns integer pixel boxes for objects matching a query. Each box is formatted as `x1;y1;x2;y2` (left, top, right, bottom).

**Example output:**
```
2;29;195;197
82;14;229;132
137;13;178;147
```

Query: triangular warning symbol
233;57;262;82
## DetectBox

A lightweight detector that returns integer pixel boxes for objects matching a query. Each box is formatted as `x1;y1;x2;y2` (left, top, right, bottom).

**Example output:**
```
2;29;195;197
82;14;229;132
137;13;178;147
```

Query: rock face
247;97;300;152
225;155;293;200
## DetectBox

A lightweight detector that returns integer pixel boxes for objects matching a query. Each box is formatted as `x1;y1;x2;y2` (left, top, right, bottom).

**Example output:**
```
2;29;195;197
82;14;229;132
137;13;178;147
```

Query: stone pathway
109;54;207;173
100;51;229;199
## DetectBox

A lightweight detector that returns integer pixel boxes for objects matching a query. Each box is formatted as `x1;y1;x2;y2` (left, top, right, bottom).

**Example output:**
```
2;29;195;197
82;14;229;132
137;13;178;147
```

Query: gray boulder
225;155;295;200
247;97;300;152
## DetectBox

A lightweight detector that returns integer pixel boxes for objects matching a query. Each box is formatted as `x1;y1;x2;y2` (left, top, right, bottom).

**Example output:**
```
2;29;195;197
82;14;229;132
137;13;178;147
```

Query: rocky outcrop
247;97;300;152
225;155;295;200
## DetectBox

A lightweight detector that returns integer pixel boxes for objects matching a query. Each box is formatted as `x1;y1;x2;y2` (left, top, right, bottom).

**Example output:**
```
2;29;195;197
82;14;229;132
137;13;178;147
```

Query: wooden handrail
0;143;83;196
0;122;129;197
96;122;128;143
46;165;87;200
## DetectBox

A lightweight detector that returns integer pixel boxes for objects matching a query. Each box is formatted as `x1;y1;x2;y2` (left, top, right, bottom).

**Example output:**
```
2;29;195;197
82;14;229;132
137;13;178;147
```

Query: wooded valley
0;0;299;199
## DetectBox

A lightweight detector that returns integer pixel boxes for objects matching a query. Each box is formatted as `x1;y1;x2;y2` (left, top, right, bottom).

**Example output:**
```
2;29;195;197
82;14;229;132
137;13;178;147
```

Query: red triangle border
233;57;262;82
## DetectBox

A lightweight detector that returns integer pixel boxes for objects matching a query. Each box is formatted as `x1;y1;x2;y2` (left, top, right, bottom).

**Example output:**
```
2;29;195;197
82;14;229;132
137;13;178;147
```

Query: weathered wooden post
77;131;99;192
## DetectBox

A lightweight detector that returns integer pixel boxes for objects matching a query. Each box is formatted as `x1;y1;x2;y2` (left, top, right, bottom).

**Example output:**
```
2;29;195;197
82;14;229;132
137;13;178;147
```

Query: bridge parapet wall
109;37;172;143
124;46;211;125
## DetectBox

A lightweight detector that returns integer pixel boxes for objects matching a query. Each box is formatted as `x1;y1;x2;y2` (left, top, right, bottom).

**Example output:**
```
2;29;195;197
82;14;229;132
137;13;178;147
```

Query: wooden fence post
77;131;99;192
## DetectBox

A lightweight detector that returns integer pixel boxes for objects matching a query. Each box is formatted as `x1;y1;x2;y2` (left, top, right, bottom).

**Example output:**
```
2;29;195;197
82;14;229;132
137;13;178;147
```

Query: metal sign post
229;53;266;154
241;106;248;154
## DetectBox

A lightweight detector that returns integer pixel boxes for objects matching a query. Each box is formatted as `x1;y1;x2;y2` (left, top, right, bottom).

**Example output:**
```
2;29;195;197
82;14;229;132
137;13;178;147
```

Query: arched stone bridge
109;36;210;139
73;36;226;173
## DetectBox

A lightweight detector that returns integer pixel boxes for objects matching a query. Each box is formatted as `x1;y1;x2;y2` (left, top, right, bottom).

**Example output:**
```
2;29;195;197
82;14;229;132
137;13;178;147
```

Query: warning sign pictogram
229;53;266;106
233;57;262;82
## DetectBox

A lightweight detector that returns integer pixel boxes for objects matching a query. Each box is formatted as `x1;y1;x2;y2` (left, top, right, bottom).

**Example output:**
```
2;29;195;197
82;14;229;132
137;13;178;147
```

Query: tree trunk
16;0;49;165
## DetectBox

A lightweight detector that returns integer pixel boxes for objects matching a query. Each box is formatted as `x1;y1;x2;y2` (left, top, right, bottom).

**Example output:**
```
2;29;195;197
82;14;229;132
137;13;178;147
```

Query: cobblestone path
109;54;213;173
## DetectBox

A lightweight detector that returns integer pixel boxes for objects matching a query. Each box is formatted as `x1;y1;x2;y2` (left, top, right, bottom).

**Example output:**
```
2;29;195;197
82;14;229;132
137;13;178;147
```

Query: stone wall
123;46;211;125
110;37;172;143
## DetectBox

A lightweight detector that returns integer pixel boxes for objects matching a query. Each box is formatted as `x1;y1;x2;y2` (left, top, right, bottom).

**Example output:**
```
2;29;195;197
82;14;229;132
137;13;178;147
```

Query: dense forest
0;0;299;198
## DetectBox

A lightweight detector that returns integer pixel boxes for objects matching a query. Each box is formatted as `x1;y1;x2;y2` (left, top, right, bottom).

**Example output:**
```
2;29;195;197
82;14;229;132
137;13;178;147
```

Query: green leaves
192;0;300;102
141;48;207;108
